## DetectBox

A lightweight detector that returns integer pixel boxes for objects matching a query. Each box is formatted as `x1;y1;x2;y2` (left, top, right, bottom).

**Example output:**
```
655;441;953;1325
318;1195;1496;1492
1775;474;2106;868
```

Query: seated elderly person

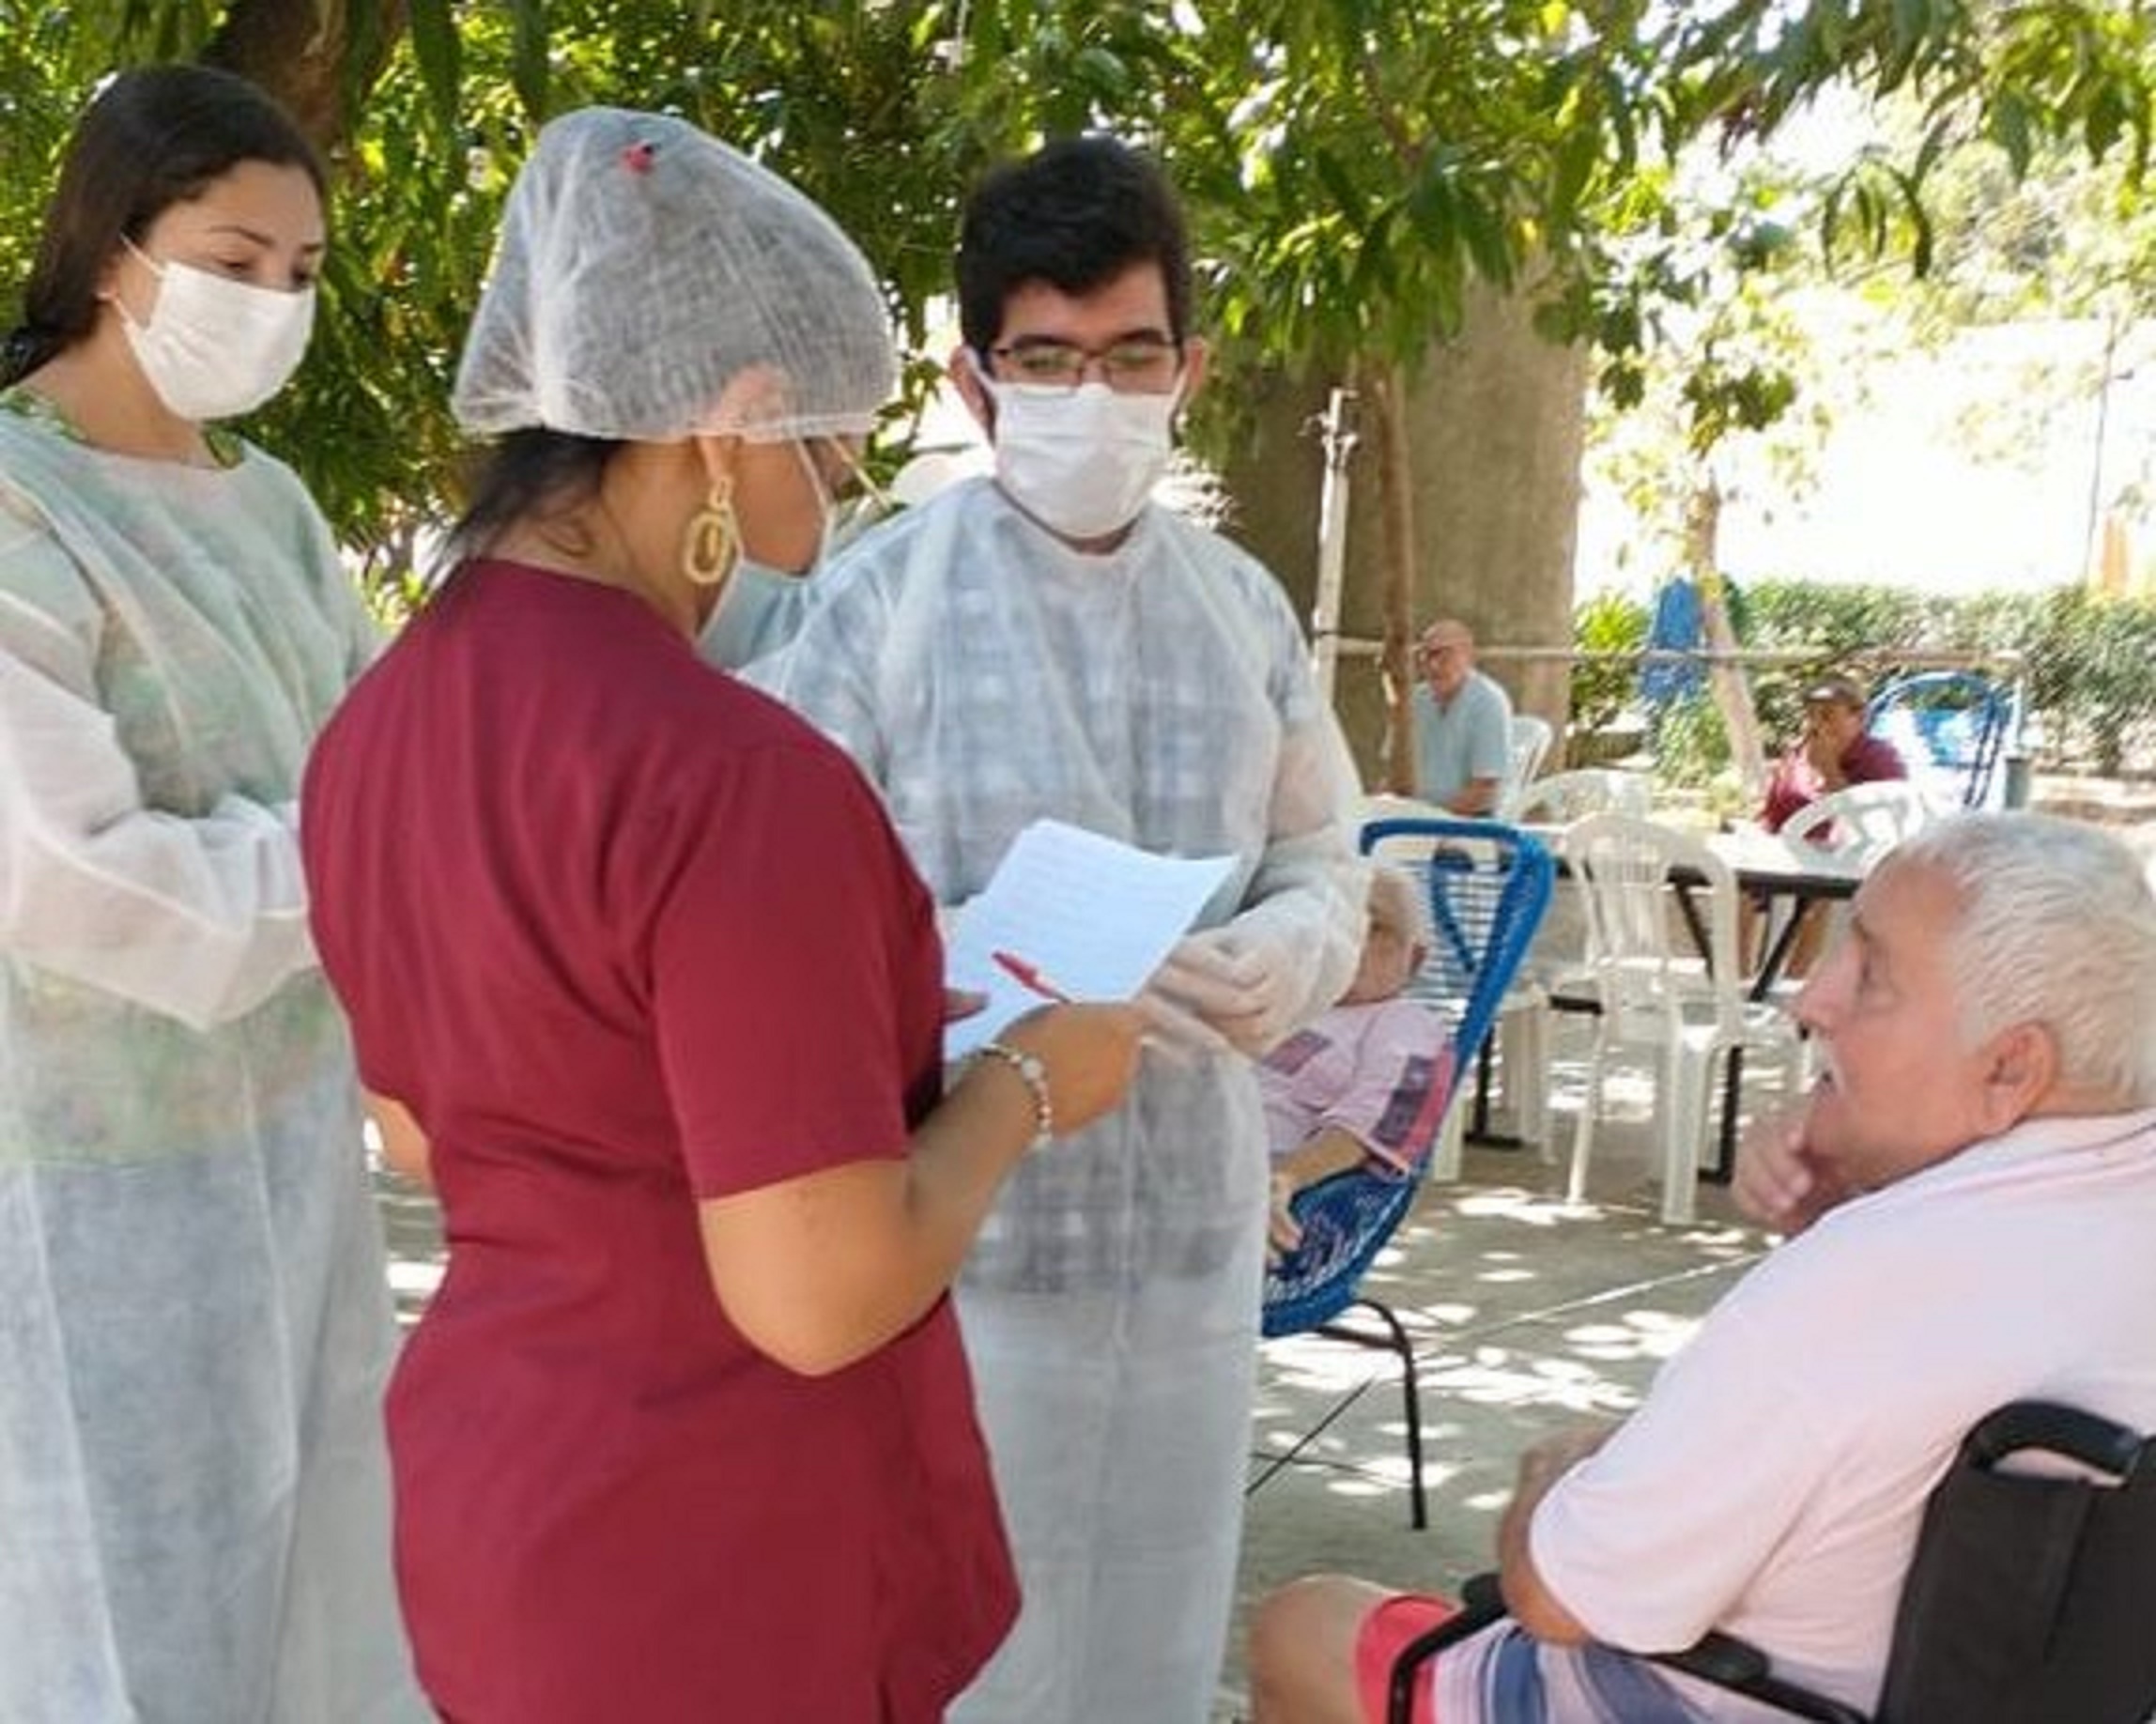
1748;670;1913;977
1759;671;1906;835
1248;811;2156;1723
1259;864;1454;1255
1410;620;1514;816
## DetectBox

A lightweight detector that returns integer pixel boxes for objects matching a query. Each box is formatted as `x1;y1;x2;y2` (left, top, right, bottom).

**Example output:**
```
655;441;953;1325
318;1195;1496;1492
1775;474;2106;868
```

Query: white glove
1144;924;1298;1056
1133;984;1233;1062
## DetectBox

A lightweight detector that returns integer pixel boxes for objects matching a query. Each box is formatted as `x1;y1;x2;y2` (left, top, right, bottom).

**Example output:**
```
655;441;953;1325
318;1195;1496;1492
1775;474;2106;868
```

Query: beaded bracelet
971;1040;1054;1151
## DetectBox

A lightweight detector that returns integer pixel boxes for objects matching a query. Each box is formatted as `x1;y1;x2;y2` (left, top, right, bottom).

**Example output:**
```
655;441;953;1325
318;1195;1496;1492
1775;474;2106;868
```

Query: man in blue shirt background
1409;618;1514;814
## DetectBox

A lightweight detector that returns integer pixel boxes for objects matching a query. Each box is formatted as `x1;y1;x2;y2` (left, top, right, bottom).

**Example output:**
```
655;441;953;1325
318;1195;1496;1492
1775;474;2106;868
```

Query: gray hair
1894;812;2156;1105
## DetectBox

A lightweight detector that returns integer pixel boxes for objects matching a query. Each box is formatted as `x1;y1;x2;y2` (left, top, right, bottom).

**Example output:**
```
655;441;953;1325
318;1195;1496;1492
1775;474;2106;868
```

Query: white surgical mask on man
118;241;316;422
982;375;1178;542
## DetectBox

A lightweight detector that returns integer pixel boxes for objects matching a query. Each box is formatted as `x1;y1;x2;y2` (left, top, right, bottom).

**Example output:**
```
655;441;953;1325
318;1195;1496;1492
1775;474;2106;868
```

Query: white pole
1310;386;1360;702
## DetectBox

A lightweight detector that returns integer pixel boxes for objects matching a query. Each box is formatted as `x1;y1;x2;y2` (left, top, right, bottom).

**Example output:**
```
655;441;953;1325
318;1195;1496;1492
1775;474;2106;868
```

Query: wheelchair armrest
1387;1578;1872;1724
1966;1399;2147;1481
1656;1631;1873;1723
1385;1574;1507;1724
1459;1571;1504;1614
1655;1629;1770;1686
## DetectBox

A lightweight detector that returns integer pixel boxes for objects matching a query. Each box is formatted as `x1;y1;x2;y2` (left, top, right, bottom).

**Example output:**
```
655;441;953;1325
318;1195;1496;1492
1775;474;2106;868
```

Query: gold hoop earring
682;477;740;588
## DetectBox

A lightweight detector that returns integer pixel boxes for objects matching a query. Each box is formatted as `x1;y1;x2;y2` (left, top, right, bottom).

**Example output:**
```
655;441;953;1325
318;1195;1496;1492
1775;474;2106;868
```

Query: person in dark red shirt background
1760;672;1908;835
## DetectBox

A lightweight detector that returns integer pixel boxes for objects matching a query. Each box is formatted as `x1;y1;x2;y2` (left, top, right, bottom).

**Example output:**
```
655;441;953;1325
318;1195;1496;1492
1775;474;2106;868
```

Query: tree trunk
1210;282;1589;786
1397;283;1586;750
205;0;409;155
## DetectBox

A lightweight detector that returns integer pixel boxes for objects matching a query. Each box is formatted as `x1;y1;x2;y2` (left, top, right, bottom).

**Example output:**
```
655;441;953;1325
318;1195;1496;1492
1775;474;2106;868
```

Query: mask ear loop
814;439;896;555
958;346;1005;439
105;236;165;331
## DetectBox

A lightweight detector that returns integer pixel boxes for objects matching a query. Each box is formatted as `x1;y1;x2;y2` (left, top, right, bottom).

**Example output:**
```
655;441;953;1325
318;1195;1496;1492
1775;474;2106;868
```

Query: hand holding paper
942;819;1236;1062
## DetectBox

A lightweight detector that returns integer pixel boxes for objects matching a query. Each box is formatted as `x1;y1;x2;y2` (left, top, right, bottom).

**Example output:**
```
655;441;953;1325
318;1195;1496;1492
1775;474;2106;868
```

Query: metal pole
1309;387;1360;703
2083;311;2122;585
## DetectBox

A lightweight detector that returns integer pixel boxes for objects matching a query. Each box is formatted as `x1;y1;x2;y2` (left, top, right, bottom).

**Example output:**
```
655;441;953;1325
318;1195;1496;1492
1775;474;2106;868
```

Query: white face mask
118;242;316;422
983;375;1178;542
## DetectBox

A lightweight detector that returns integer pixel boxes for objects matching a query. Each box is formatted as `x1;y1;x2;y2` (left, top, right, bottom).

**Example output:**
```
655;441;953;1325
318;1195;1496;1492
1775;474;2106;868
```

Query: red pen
993;948;1071;1003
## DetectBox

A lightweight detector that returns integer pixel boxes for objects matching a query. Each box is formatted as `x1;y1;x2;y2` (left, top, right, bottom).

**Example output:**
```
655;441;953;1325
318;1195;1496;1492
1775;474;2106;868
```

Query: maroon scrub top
1761;731;1908;834
301;561;1016;1722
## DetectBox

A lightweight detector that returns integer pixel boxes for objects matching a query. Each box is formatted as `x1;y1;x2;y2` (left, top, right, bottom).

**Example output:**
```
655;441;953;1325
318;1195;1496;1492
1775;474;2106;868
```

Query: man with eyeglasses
755;135;1365;1724
1410;617;1514;815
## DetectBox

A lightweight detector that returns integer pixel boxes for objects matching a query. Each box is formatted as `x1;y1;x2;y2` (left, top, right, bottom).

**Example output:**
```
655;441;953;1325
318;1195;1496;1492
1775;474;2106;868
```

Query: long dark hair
1;64;324;389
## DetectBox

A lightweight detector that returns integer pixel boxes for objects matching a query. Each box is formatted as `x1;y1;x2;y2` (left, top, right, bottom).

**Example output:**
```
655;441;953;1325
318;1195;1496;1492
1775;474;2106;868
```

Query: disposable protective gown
756;478;1364;1723
0;399;421;1721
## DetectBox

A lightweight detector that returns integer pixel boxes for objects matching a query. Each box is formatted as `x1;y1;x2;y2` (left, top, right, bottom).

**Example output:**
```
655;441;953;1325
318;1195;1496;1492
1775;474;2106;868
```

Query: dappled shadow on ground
1246;1180;1764;1510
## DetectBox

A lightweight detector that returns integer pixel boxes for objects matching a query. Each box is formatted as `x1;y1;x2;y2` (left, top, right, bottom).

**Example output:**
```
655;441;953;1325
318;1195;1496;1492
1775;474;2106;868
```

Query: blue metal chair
1256;818;1553;1528
1865;670;2013;810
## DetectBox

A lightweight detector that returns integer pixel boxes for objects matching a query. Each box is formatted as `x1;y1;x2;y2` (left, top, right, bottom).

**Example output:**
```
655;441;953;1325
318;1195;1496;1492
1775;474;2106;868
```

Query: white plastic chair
1562;813;1802;1224
1777;778;1936;860
1505;767;1655;826
1763;781;1935;991
1495;714;1554;819
1484;769;1656;1147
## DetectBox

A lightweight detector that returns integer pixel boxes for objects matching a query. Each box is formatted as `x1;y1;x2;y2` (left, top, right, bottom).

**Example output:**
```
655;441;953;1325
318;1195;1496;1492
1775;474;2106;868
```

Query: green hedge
1569;580;2156;779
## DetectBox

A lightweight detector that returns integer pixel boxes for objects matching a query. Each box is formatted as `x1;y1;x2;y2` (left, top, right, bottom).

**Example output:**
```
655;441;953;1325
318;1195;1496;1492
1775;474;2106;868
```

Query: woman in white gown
0;65;421;1720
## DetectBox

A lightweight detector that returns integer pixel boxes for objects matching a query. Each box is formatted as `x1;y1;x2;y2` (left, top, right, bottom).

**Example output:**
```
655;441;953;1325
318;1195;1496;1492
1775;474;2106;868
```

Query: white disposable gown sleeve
1147;719;1368;1053
0;524;316;1030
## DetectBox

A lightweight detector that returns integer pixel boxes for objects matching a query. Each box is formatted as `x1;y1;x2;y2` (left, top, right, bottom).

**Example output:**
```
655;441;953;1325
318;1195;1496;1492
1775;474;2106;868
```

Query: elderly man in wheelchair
1249;811;2156;1724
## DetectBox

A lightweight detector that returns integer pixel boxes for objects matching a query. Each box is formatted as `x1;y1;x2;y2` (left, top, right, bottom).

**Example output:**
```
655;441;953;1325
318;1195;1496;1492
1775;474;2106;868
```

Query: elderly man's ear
1977;1021;2058;1133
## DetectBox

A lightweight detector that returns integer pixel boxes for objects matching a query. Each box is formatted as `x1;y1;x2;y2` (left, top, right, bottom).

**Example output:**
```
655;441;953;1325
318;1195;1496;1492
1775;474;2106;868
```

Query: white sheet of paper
943;818;1237;1060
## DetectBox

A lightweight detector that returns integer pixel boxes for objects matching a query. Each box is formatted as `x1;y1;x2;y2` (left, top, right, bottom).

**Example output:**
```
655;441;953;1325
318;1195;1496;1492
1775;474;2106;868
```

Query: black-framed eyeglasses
986;334;1183;394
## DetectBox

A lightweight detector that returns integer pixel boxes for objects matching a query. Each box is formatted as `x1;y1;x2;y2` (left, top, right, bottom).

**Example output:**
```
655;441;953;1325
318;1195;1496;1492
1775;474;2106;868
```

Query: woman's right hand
994;1002;1147;1141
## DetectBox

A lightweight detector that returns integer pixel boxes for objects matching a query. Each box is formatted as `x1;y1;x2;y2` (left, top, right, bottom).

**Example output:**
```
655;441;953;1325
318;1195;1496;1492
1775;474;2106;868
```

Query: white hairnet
453;107;897;443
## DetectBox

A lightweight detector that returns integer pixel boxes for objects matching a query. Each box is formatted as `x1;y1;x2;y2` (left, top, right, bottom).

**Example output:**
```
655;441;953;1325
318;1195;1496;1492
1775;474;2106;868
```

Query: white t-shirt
1530;1108;2156;1716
